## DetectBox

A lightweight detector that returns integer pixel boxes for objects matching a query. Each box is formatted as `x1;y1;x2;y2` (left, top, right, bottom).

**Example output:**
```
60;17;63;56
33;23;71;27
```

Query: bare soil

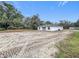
0;30;72;58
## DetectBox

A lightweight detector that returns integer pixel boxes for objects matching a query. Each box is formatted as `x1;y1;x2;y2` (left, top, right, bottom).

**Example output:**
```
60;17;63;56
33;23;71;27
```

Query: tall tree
74;19;79;27
45;21;53;25
0;2;24;29
23;17;32;29
31;14;41;30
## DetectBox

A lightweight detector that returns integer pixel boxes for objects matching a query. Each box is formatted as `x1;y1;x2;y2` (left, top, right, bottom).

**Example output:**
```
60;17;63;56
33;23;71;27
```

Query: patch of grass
56;31;79;58
0;28;5;31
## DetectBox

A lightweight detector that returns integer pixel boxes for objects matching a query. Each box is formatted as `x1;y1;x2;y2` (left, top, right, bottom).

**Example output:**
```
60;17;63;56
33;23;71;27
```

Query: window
48;27;50;30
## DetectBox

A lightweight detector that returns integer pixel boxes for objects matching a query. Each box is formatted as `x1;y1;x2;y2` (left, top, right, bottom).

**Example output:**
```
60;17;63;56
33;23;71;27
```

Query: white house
38;25;63;31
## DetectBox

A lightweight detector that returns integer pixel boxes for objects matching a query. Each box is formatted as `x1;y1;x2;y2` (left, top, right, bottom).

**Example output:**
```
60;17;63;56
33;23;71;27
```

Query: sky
7;1;79;22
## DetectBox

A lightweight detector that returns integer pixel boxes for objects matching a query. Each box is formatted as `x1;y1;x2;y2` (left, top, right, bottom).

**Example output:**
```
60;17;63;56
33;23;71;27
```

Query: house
38;25;63;31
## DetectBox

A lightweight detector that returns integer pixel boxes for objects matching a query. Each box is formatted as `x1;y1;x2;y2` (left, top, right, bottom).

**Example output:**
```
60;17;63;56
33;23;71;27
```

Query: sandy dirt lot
0;30;72;58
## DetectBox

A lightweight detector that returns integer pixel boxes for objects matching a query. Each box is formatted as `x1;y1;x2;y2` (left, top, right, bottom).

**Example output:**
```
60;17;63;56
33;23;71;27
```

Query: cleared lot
0;30;72;58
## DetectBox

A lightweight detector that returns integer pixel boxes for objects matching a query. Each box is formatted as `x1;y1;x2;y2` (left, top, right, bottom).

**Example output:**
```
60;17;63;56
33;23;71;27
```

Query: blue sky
7;1;79;22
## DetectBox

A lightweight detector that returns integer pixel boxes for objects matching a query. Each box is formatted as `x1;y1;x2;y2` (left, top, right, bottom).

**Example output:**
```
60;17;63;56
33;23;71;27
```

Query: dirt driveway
0;30;72;58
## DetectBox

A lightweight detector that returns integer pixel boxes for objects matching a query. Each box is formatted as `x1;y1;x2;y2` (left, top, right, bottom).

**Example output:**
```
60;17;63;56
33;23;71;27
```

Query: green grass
0;28;5;31
56;31;79;58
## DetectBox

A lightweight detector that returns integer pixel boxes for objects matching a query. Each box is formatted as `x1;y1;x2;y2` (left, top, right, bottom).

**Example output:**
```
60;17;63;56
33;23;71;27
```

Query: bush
0;28;5;31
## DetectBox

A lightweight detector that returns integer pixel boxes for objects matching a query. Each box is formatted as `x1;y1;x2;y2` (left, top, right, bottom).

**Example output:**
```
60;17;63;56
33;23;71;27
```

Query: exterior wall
46;27;63;31
38;26;63;31
38;27;42;30
38;26;46;31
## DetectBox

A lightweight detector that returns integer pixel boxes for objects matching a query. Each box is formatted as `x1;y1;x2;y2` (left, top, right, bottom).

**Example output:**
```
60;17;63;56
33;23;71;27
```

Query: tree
0;2;24;29
74;19;79;27
39;21;45;25
45;21;53;25
23;14;42;30
59;20;71;29
30;14;41;30
23;17;32;29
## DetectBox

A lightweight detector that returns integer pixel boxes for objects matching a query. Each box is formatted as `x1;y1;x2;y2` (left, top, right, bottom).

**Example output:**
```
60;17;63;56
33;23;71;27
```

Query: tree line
0;2;79;30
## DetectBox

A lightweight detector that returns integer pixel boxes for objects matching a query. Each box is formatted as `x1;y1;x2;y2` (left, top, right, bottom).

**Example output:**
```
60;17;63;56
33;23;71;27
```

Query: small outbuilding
38;25;63;31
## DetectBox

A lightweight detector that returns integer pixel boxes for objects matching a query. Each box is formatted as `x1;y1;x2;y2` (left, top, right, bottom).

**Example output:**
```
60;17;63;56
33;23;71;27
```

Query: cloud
62;1;68;7
58;1;69;7
58;1;63;7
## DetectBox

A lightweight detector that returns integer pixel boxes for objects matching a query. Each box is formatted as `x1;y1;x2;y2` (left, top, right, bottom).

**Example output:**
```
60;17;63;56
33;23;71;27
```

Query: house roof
38;25;63;27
